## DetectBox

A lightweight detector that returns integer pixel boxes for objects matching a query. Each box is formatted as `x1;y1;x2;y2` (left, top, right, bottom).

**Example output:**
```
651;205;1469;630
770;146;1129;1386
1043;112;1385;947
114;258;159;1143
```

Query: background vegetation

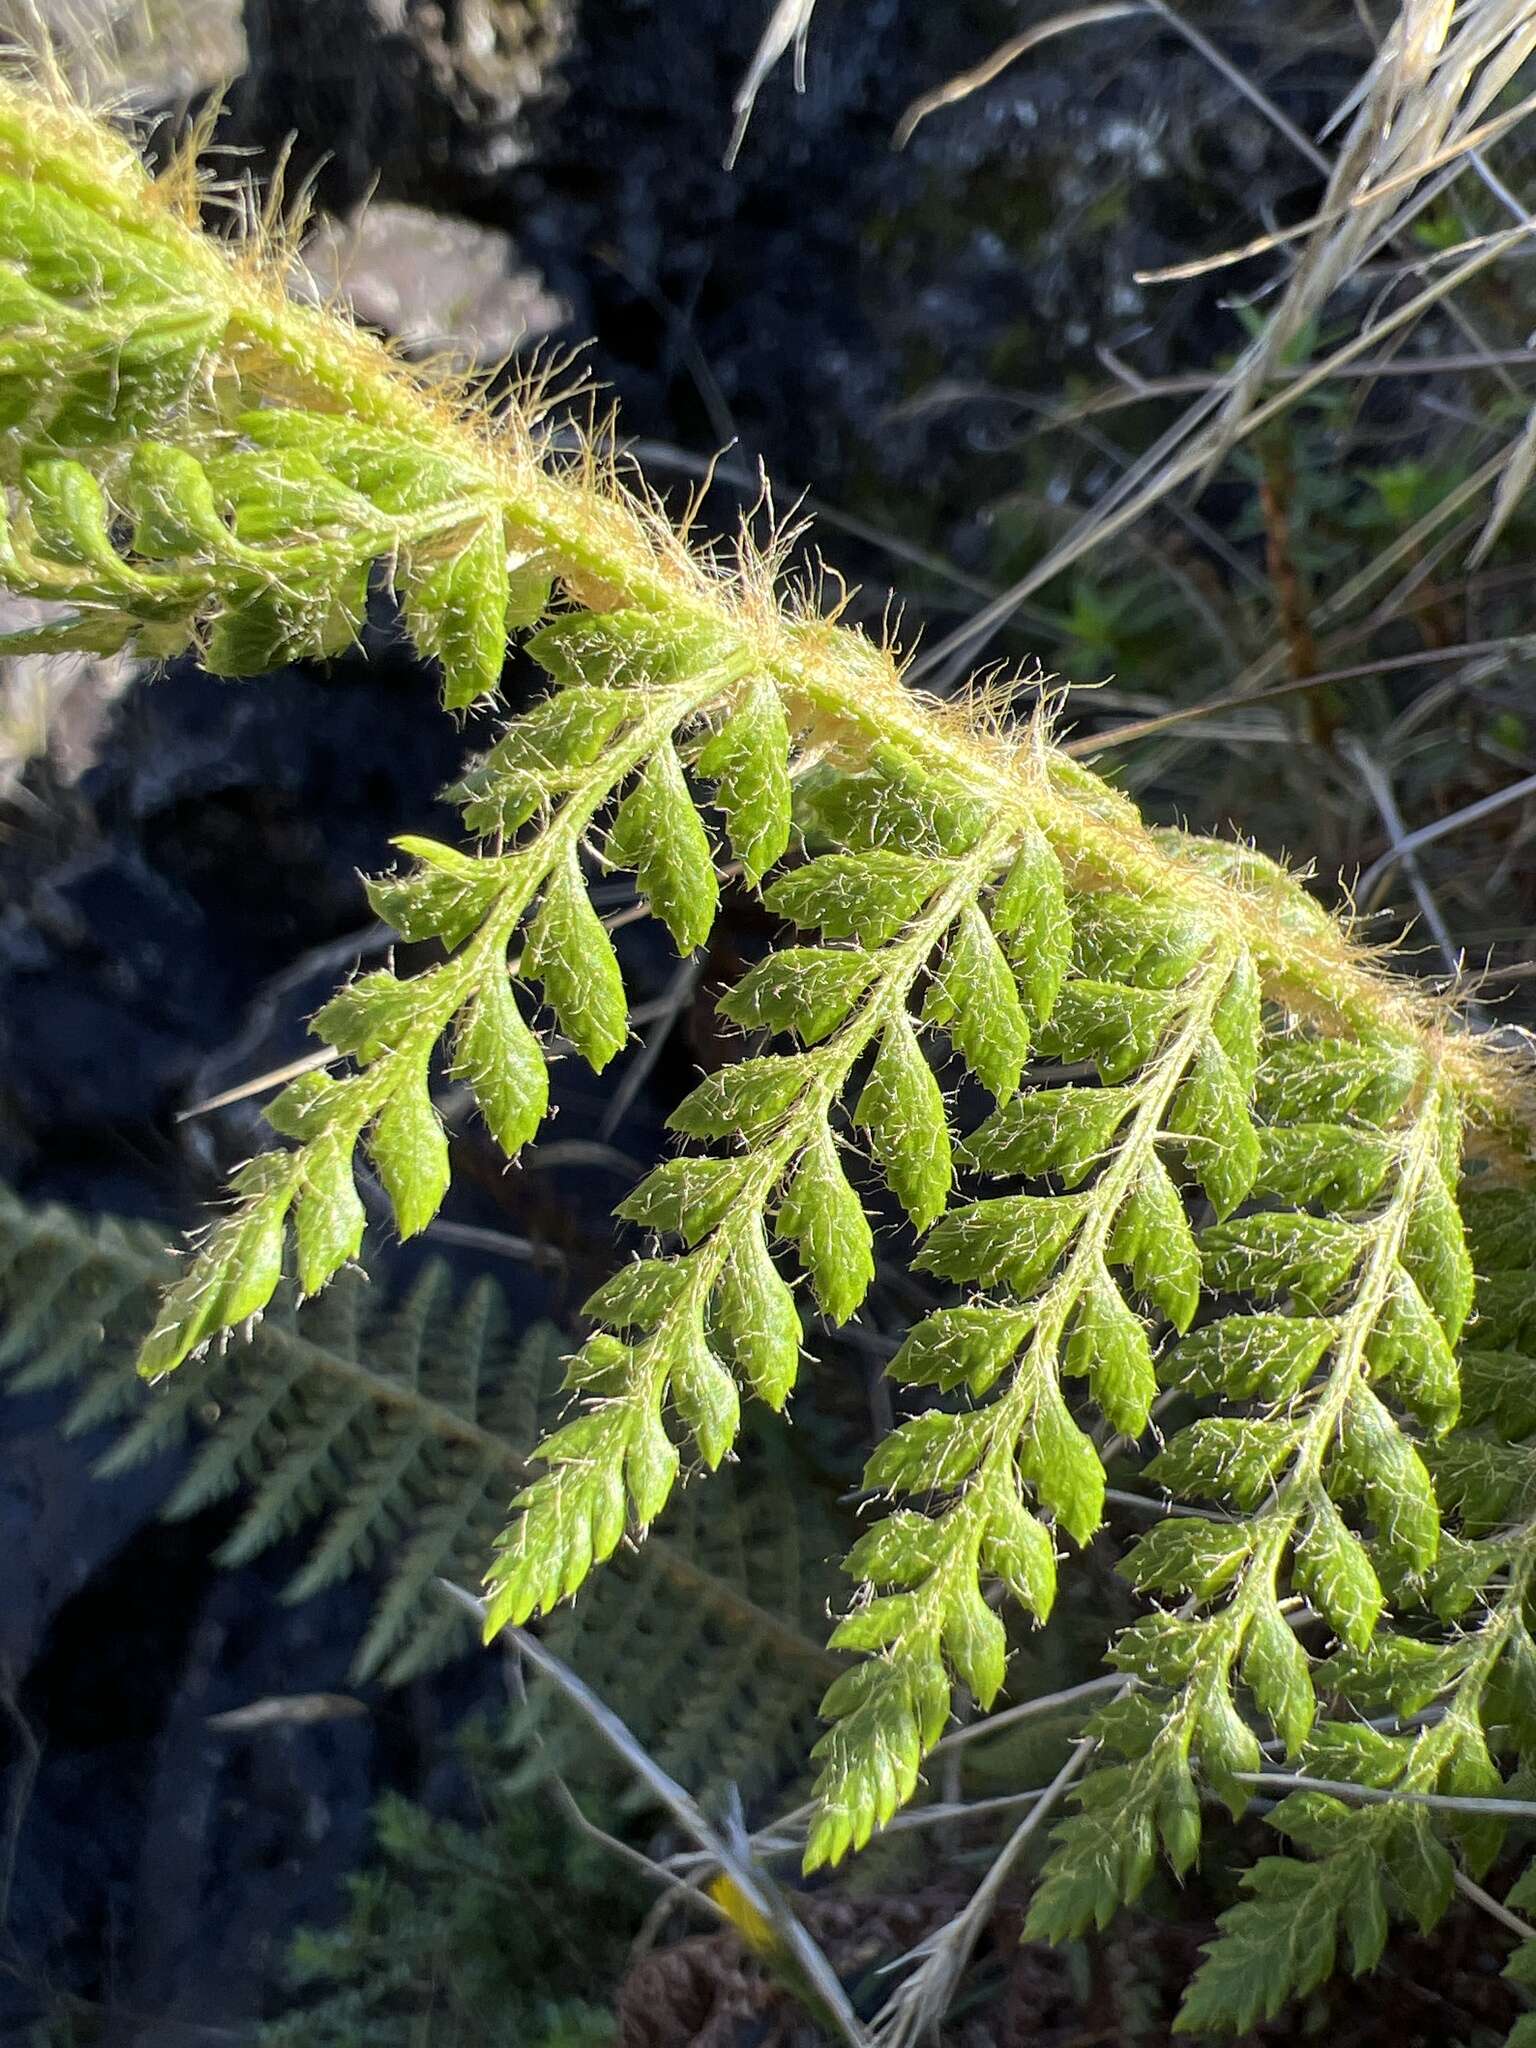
11;2;1536;2044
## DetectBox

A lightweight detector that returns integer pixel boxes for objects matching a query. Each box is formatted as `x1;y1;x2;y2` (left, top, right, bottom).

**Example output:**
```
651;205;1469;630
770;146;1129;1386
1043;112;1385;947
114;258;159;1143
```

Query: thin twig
1455;1869;1536;1943
1135;82;1536;285
1235;1770;1536;1820
872;1728;1101;2047
420;1218;565;1268
910;220;1536;688
437;1580;871;2048
0;1682;40;1957
726;0;819;169
600;952;705;1142
1356;768;1536;909
1063;634;1536;755
1343;735;1466;979
176;1043;340;1121
928;1672;1122;1758
892;5;1146;151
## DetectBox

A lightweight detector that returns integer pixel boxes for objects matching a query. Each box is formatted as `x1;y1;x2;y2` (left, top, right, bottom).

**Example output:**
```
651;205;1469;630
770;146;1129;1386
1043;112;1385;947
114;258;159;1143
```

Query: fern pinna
6;69;1536;2032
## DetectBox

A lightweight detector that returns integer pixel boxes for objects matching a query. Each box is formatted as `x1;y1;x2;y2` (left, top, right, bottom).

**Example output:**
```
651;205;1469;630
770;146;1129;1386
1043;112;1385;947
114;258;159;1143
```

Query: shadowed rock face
236;0;572;212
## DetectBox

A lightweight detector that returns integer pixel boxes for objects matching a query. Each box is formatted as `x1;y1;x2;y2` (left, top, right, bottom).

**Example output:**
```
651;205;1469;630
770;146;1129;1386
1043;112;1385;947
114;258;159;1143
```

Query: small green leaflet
1253;1122;1393;1210
583;1257;691;1330
961;1084;1132;1186
855;1015;951;1231
264;1067;366;1143
711;1217;802;1408
1072;891;1208;989
719;945;876;1045
479;685;631;782
917;1192;1088;1294
1257;1035;1421;1125
450;969;548;1158
398;516;510;711
607;741;719;953
294;1136;366;1296
794;753;986;857
526;849;628;1071
314;969;435;1065
1110;1613;1202;1688
1064;1257;1155;1437
365;836;510;948
804;1652;943;1869
941;1579;1008;1705
1168;1038;1258;1218
1193;1683;1263;1817
668;1055;809;1142
1210;948;1262;1092
777;1125;874;1322
623;1403;681;1524
863;1408;990;1493
1332;1386;1440;1573
695;677;791;886
1168;1312;1335;1401
979;1480;1058;1620
204;566;365;676
617;1155;751;1245
1108;1155;1200;1332
1040;981;1176;1085
526;606;733;689
126;440;229;558
1201;1212;1362;1311
669;1311;740;1468
207;445;384;546
764;850;939;946
1018;1383;1105;1545
1294;1494;1383;1650
1148;1415;1298;1511
367;1059;450;1239
926;903;1032;1101
989;822;1071;1024
1024;1763;1161;1941
482;1409;635;1630
888;1303;1032;1397
1401;1164;1475;1345
137;1153;298;1377
1124;1516;1253;1599
843;1511;950;1588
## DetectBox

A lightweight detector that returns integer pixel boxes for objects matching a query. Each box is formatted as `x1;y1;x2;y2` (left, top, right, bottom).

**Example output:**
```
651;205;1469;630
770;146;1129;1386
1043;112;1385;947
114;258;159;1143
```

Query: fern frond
0;1187;836;1701
1102;1182;1536;2032
1024;1043;1468;1931
4;71;1536;1900
1172;1501;1536;2035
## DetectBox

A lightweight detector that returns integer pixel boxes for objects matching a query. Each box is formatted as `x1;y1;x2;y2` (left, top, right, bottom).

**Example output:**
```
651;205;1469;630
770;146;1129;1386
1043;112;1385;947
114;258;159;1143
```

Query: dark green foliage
256;1720;645;2048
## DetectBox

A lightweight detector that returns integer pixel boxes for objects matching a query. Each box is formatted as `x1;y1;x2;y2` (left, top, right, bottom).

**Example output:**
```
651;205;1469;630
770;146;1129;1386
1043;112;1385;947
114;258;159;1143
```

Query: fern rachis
6;64;1536;2038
